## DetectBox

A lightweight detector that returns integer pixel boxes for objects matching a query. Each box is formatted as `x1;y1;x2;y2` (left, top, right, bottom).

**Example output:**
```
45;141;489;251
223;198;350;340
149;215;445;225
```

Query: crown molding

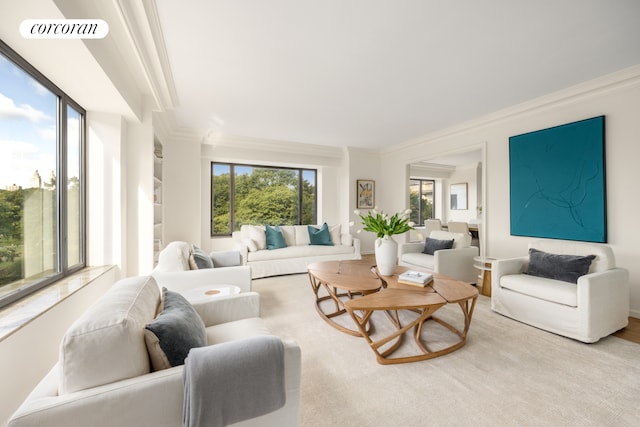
205;133;345;159
114;0;179;112
386;64;640;154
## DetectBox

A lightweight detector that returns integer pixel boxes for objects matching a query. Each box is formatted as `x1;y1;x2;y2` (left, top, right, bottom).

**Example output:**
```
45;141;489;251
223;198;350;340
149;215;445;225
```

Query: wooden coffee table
307;260;382;336
309;260;478;364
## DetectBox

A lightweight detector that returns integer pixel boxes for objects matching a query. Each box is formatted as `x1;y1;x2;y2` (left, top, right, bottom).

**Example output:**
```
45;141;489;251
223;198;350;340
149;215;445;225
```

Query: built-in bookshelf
153;139;163;266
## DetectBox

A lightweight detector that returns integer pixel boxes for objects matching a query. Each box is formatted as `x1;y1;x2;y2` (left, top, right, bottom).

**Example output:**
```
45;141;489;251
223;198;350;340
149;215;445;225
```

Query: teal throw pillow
265;225;287;250
308;223;334;246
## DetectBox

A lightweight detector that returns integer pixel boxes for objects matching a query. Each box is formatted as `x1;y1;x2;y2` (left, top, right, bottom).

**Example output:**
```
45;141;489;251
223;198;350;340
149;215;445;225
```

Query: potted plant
354;208;414;276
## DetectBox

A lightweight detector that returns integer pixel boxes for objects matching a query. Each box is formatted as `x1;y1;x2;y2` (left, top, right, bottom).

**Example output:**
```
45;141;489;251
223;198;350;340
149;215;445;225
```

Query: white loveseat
152;241;252;292
491;239;629;343
232;224;361;278
8;275;301;427
398;230;479;284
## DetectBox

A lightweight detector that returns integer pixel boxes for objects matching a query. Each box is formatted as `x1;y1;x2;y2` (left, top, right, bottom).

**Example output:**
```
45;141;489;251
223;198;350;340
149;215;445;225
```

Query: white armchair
491;239;629;343
398;230;479;284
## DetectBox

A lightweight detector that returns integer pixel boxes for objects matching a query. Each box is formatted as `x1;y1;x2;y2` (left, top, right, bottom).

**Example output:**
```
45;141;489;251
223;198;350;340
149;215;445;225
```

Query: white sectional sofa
398;230;479;284
232;224;361;278
7;275;301;427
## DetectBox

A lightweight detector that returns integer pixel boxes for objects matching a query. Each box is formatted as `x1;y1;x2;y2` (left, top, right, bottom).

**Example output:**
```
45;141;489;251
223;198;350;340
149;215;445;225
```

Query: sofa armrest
209;250;242;267
433;246;479;283
232;236;250;265
491;256;528;294
8;365;186;427
399;242;424;255
192;292;261;326
9;337;302;427
578;268;629;326
152;265;252;293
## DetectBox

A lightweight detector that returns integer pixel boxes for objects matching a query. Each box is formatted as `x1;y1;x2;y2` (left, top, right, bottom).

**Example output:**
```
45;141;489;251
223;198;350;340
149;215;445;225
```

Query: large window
211;163;317;235
0;40;85;308
409;178;435;226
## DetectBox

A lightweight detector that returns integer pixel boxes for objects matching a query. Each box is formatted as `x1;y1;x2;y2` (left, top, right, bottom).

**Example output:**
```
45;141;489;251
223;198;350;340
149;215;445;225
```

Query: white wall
446;164;479;223
0;267;119;426
345;147;382;254
381;65;640;317
191;137;346;252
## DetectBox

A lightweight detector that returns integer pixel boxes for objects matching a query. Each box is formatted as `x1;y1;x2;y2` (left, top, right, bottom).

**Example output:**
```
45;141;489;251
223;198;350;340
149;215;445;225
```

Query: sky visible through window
0;54;60;189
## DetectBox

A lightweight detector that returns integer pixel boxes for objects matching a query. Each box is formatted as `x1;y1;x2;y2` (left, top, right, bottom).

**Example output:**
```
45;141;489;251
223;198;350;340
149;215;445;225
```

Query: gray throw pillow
144;288;207;370
192;245;214;269
526;248;596;284
422;238;454;255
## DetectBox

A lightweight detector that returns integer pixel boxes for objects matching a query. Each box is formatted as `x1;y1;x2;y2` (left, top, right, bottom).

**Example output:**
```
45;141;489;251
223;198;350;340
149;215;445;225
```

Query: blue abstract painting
509;116;606;243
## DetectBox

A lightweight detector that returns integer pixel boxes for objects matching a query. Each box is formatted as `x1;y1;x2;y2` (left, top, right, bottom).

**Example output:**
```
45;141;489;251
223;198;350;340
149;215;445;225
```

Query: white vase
375;237;398;276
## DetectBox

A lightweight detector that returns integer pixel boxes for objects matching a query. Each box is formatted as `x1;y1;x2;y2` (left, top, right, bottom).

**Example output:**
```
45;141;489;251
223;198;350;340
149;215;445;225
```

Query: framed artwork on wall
509;115;606;243
450;183;468;210
356;179;375;209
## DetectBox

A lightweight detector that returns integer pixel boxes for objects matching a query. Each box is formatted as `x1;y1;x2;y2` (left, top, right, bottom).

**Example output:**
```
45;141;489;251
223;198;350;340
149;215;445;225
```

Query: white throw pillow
329;224;341;245
294;225;310;246
246;225;266;250
242;237;258;252
280;226;296;247
59;276;161;394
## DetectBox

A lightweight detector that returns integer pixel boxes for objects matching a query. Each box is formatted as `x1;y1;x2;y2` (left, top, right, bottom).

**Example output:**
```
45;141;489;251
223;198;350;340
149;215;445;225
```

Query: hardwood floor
613;317;640;344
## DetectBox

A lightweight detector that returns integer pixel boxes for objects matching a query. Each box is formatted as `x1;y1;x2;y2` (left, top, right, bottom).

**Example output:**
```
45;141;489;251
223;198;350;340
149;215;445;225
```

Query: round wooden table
307;259;382;336
308;260;479;364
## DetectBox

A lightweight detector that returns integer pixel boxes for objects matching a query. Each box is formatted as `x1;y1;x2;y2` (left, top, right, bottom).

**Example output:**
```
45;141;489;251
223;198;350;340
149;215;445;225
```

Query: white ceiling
155;0;640;150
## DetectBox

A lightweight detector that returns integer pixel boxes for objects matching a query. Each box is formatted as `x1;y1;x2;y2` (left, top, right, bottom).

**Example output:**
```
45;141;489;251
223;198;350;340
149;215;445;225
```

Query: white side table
473;257;495;297
180;285;241;304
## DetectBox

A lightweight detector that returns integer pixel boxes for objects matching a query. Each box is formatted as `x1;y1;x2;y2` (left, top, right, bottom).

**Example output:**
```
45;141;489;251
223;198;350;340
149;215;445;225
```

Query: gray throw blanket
183;335;285;427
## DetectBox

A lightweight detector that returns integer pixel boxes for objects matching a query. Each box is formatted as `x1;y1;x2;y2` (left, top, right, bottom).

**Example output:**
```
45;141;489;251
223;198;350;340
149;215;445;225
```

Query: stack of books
398;270;433;287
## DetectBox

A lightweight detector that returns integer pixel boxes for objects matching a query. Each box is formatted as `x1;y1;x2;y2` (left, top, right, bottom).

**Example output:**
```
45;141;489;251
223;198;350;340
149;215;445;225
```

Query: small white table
180;285;241;304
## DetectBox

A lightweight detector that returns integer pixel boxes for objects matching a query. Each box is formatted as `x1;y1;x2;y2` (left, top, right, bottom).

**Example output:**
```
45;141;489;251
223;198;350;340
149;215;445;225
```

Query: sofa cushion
246;225;266;250
242;237;258;252
294;225;310;246
144;288;207;370
247;244;354;262
528;240;613;273
192;245;214;269
500;273;578;307
59;276;161;395
422;237;454;255
527;248;595;284
266;226;287;250
329;224;342;245
400;252;435;270
155;241;191;272
280;226;296;247
308;223;334;246
430;230;471;248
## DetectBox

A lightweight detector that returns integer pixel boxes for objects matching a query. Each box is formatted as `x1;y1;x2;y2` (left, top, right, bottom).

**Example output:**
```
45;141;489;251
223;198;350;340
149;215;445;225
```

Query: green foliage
409;190;433;225
212;166;317;233
356;208;414;239
0;189;24;241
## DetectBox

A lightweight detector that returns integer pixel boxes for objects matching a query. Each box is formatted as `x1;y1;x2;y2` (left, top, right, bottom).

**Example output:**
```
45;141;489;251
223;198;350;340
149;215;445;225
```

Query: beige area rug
252;274;640;427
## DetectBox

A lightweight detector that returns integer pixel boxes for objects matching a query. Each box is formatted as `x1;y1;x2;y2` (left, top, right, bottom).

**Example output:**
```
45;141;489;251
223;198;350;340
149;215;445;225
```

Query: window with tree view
0;41;85;308
211;163;317;235
409;178;435;226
